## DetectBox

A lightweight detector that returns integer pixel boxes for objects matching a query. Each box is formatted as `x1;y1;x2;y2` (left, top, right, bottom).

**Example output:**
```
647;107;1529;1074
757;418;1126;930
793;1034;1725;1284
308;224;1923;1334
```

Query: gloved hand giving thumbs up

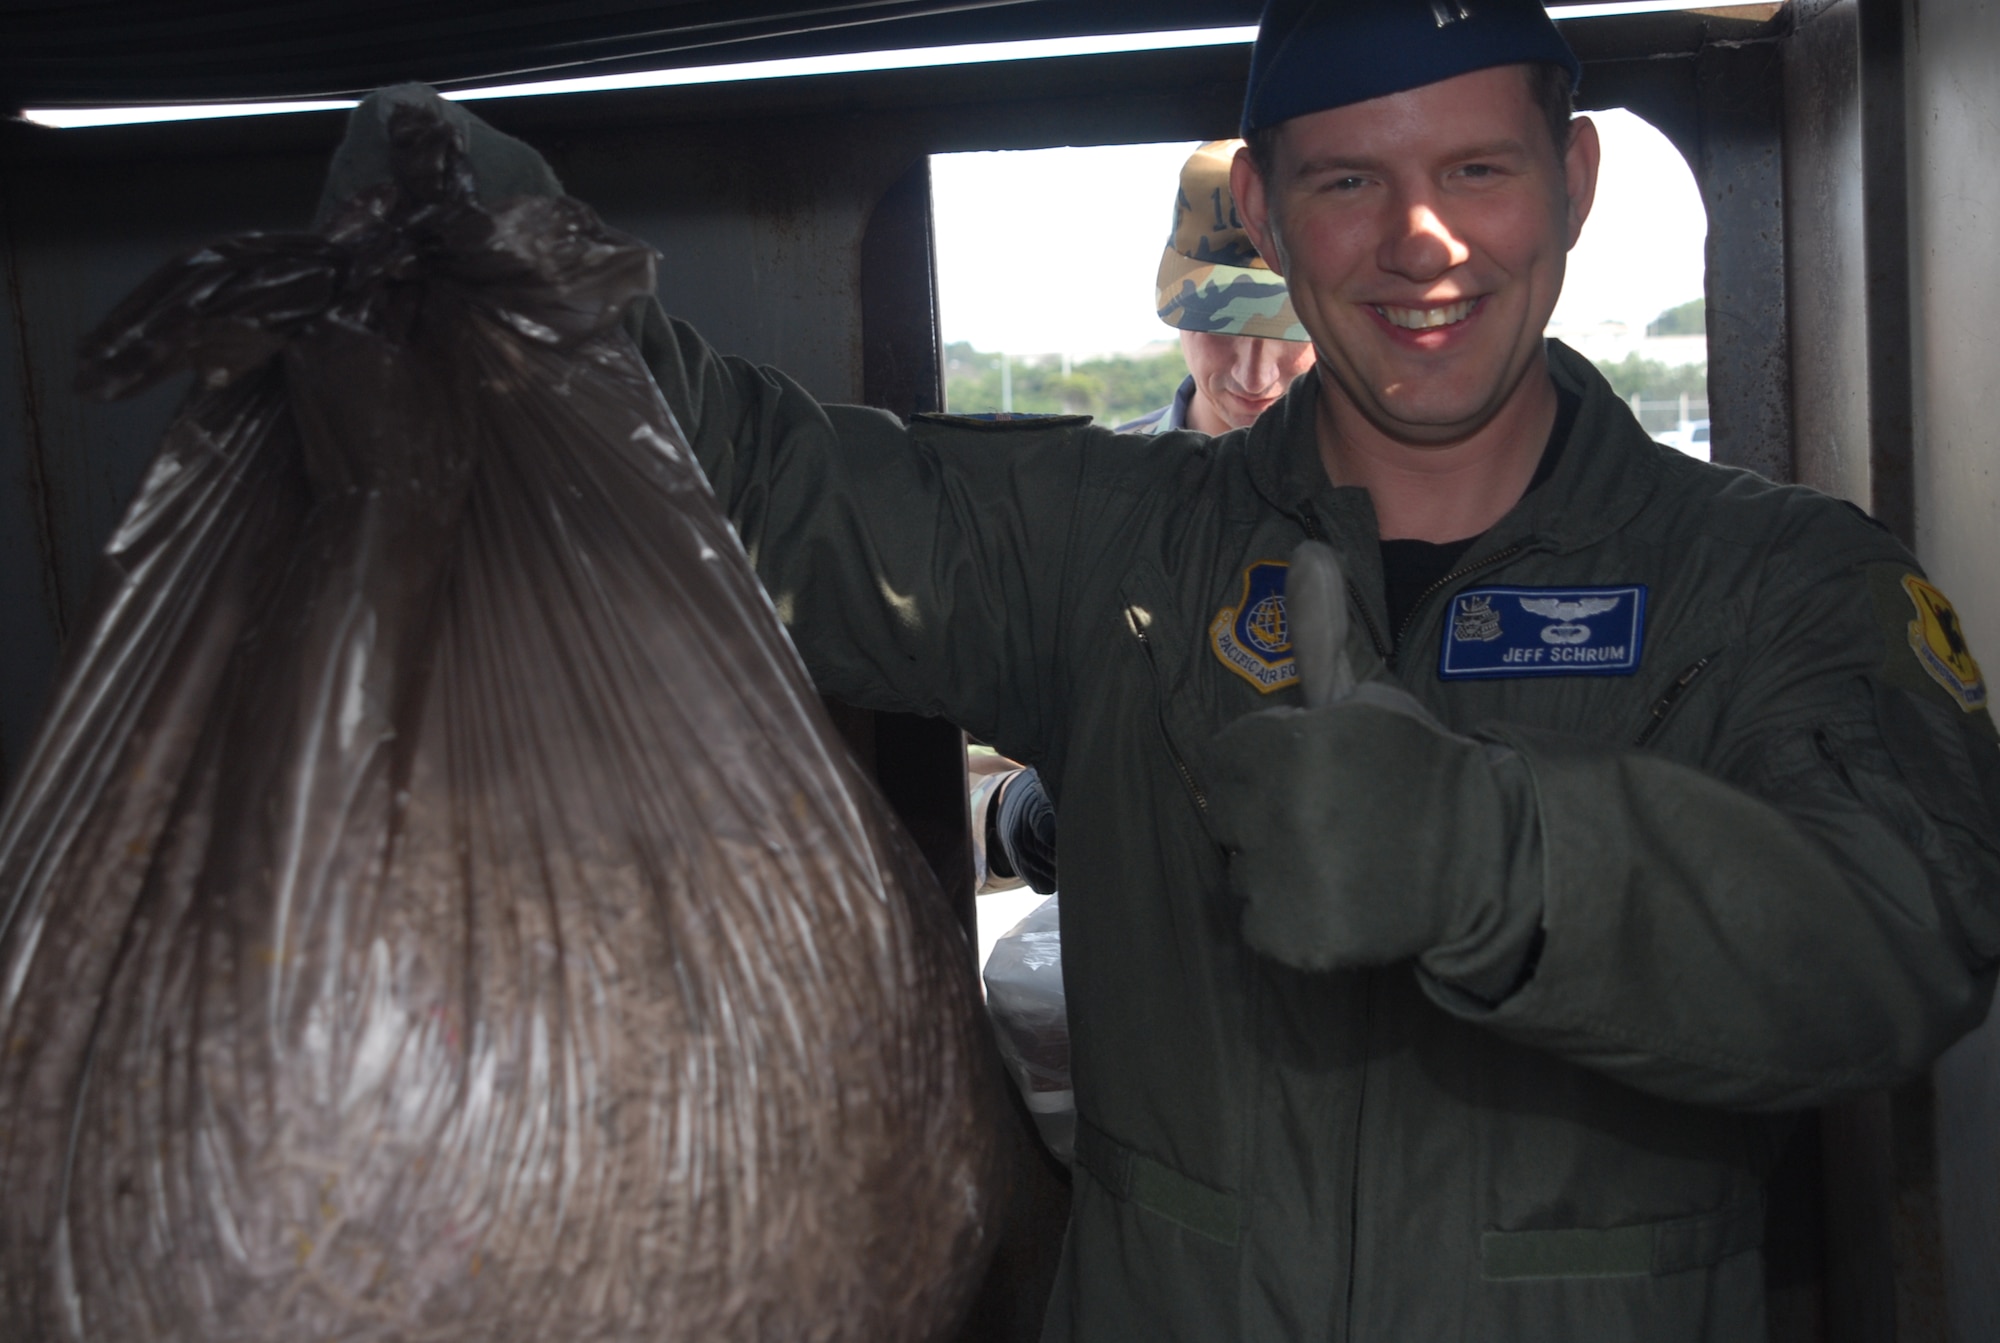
1206;542;1543;998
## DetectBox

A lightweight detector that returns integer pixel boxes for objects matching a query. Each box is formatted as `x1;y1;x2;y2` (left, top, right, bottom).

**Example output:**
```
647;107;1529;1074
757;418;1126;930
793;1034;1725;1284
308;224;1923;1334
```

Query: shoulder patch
1887;570;1988;712
1866;564;1989;714
1438;585;1648;679
1210;561;1296;693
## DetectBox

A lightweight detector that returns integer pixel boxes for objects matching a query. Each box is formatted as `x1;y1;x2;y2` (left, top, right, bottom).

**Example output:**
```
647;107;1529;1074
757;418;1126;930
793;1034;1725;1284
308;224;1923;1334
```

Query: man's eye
1458;163;1497;179
1329;176;1368;192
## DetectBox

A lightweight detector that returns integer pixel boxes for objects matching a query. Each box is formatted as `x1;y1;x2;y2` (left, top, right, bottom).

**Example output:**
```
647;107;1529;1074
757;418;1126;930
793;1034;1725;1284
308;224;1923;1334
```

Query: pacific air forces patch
1211;561;1296;693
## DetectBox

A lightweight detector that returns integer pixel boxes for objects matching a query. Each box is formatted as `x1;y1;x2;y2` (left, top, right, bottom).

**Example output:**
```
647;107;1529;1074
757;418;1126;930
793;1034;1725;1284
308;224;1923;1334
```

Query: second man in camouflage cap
1121;139;1316;434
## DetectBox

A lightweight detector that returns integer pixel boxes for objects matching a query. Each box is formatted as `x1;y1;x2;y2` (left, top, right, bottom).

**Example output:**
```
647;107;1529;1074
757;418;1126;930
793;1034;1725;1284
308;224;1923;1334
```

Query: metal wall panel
0;149;328;779
1785;0;1872;508
1905;1;2000;1339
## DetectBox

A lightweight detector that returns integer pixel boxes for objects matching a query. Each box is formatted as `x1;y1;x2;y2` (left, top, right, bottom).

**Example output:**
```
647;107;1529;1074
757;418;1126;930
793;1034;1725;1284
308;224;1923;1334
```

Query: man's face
1178;329;1318;432
1232;65;1599;447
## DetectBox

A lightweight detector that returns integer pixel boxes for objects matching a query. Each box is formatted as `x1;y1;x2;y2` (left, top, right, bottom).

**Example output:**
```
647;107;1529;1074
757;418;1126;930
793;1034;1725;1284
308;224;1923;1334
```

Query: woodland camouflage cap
1153;140;1308;342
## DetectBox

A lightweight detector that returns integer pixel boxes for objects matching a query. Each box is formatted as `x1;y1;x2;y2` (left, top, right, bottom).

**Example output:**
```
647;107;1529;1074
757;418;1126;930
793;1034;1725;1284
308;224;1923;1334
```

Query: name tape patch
1210;560;1297;693
1440;585;1648;679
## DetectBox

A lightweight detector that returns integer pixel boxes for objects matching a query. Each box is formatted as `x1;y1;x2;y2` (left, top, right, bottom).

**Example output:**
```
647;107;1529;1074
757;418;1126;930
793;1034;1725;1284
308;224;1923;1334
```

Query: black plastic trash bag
0;94;1003;1342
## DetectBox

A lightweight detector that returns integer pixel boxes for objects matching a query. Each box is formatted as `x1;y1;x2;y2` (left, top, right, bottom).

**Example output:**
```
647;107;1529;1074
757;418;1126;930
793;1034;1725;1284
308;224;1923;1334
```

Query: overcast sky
931;108;1709;359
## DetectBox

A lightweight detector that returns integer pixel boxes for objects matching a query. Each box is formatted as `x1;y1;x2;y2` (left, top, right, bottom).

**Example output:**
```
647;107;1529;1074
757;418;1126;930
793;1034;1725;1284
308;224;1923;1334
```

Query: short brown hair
1245;61;1577;181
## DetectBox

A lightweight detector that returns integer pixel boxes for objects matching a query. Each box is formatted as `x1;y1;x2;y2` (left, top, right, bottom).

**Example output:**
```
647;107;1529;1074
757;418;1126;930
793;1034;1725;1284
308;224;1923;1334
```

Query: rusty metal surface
1855;0;1913;542
1779;9;1953;1340
1784;0;1871;506
1699;33;1794;482
1781;0;1917;538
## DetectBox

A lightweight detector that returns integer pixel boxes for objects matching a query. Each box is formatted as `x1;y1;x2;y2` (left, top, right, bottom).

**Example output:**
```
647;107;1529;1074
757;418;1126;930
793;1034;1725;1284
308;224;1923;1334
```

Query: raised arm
628;300;1101;754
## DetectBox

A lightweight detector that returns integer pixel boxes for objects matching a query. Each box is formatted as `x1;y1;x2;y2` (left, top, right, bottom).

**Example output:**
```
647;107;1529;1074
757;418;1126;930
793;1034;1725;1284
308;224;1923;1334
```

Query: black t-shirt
1377;387;1580;650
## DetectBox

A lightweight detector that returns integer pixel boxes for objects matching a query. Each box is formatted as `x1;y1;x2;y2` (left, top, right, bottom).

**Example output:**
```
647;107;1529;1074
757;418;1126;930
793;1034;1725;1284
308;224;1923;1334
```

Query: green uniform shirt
636;306;2000;1342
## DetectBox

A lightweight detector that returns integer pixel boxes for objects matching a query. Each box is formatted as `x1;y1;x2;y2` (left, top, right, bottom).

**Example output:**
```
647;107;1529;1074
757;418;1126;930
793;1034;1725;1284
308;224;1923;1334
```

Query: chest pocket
1414;574;1747;765
1119;559;1310;838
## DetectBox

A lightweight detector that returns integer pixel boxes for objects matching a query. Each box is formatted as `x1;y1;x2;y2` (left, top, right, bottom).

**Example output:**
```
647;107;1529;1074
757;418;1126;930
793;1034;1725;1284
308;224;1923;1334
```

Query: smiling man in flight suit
329;0;2000;1336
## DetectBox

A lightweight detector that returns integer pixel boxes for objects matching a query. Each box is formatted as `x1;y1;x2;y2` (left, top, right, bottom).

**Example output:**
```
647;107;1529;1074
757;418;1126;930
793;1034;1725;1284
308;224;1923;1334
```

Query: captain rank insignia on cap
1212;561;1296;692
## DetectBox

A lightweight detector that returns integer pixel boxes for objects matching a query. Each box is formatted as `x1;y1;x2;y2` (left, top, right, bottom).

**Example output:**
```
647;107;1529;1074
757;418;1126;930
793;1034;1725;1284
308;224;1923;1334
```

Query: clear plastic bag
0;95;1002;1343
981;895;1073;1164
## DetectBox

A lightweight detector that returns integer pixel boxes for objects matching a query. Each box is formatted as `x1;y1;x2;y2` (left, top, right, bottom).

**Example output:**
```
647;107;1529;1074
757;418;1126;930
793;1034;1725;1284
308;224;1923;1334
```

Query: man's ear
1231;145;1286;279
1562;116;1602;250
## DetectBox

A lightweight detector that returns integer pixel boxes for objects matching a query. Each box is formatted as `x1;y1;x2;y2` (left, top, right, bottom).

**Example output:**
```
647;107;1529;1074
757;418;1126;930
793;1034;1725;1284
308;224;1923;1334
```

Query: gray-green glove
1207;543;1543;994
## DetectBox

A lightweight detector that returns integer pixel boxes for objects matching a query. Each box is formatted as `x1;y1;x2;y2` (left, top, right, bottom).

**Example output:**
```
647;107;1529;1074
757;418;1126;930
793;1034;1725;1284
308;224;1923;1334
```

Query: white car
1654;418;1710;461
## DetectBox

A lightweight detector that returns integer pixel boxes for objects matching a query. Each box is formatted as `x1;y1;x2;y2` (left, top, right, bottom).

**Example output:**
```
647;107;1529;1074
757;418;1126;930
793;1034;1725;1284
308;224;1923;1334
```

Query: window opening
933;141;1202;428
1546;108;1710;458
931;111;1708;456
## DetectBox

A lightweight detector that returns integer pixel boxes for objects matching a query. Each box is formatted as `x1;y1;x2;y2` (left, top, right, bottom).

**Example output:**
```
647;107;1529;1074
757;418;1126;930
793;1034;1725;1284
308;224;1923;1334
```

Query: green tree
943;341;1189;426
1645;298;1705;337
1592;352;1707;403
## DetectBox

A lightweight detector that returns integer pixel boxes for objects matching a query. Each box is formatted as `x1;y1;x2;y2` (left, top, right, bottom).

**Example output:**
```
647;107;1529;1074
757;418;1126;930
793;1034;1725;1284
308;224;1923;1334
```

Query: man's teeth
1377;300;1476;330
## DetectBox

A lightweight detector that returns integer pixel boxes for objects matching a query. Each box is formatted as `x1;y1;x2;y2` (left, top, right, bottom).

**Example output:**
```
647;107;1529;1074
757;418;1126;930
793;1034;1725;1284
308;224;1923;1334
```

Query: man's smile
1370;297;1481;331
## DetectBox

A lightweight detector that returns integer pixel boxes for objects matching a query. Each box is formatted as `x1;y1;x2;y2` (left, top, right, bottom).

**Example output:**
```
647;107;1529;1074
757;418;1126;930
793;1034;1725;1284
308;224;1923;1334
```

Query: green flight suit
333;92;2000;1342
635;304;2000;1341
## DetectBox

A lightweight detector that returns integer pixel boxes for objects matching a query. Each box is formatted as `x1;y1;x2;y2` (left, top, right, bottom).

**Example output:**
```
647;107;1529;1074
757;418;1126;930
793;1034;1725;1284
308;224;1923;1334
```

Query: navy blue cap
1241;0;1582;135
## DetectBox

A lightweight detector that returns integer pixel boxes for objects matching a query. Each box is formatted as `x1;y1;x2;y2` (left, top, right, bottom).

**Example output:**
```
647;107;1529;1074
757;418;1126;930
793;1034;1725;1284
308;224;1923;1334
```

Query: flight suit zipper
1125;604;1209;813
1635;656;1714;748
1298;507;1391;661
1297;508;1534;1335
1387;543;1527;666
1298;506;1527;666
1341;974;1373;1342
1347;586;1391;662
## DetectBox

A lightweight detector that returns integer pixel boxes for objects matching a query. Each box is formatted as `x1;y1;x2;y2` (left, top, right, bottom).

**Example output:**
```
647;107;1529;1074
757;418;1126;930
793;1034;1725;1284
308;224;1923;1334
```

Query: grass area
1646;297;1705;337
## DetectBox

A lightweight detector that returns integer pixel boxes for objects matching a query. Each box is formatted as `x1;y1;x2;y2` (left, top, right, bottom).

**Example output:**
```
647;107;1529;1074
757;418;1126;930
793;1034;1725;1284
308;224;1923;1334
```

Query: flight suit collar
1243;339;1667;559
